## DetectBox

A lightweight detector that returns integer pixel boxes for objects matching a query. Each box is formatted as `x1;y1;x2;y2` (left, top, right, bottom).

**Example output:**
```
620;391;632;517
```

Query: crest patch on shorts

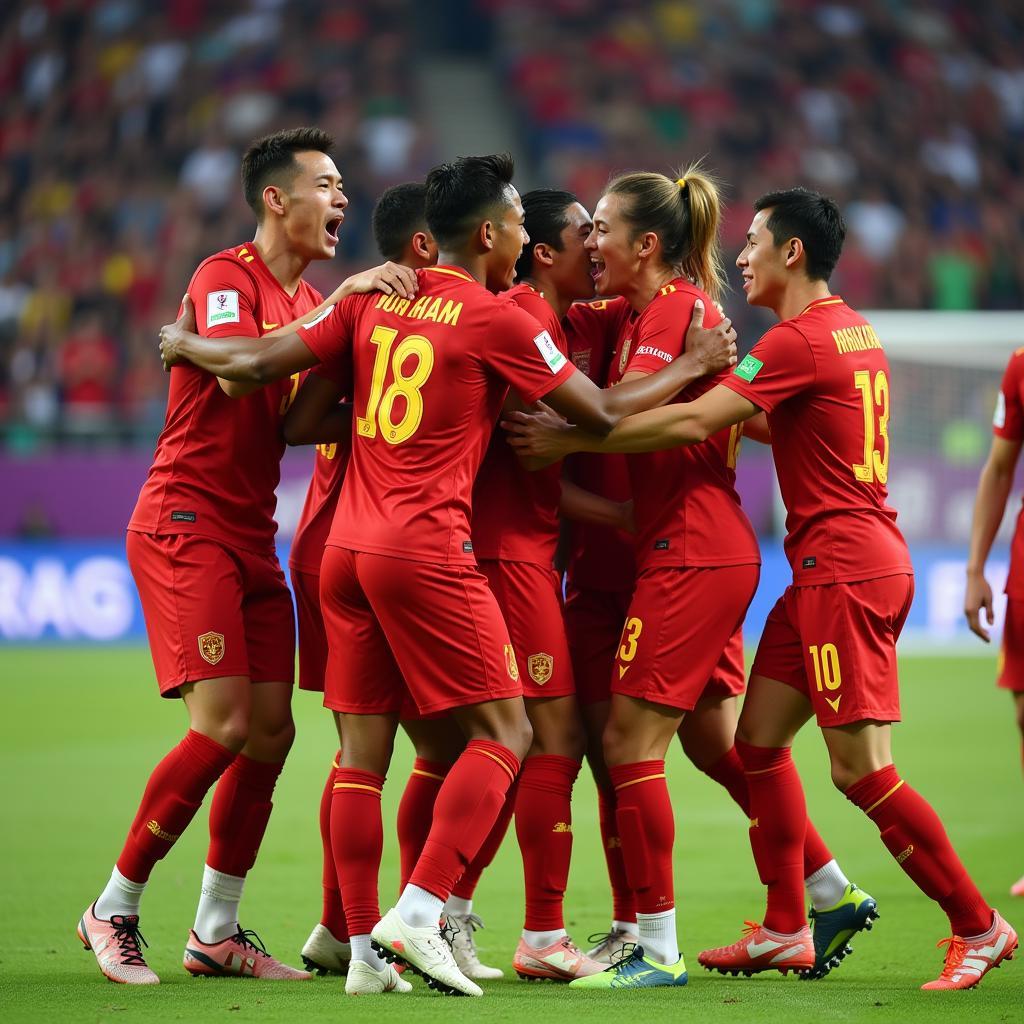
528;652;553;685
198;631;225;665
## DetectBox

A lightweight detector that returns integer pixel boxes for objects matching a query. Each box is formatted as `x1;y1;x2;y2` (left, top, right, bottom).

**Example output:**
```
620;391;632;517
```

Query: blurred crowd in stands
2;0;1022;445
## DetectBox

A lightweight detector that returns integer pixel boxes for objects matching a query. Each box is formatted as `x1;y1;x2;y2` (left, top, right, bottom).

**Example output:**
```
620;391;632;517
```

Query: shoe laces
607;943;640;970
109;915;149;967
229;928;269;957
935;935;968;978
717;920;763;954
586;929;631;958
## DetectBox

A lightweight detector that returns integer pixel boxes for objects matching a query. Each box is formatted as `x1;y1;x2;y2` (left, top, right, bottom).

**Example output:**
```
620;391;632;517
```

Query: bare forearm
559;480;628;529
601;353;706;419
967;460;1015;574
178;332;268;382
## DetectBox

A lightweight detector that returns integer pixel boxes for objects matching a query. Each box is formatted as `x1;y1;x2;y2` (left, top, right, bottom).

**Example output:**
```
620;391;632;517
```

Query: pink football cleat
1011;875;1024;898
698;920;815;977
921;911;1017;991
512;935;606;982
183;927;312;980
77;901;159;985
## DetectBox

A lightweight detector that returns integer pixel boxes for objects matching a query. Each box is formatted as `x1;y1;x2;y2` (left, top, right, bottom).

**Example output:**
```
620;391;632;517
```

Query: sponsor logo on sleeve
301;305;335;330
994;391;1007;428
207;290;240;328
734;353;763;383
533;330;567;373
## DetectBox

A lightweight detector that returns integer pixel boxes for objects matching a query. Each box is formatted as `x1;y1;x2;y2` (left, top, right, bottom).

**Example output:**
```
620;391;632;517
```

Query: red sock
319;751;348;940
207;754;284;876
331;768;385;937
597;786;635;924
117;729;235;882
845;764;991;936
409;740;520;900
609;760;675;915
705;746;834;880
451;778;517;900
736;740;807;934
515;755;580;931
397;758;449;891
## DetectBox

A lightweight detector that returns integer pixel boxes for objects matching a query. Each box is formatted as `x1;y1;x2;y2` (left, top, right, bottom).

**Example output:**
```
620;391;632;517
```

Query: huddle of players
78;126;1016;997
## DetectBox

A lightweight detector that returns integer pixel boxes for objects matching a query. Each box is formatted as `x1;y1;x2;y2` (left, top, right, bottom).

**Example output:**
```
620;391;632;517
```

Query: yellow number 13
356;325;435;446
852;369;889;484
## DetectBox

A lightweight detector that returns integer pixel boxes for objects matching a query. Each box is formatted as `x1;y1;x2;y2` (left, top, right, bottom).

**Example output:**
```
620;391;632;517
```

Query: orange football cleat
698;920;815;977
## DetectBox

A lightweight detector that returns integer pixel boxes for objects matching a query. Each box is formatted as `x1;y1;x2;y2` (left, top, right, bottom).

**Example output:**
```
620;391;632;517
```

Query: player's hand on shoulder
502;403;575;460
964;571;994;643
687;299;737;375
335;262;418;301
159;294;196;371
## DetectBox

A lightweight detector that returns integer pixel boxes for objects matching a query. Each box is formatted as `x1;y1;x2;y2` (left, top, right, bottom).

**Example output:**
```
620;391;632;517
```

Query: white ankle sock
396;883;444;929
443;895;472;918
805;859;851;911
637;909;678;965
193;864;245;944
522;928;567;948
95;867;147;920
349;933;384;971
613;919;638;936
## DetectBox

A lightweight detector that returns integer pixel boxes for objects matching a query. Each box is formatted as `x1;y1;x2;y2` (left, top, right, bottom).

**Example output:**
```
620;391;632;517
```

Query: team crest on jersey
527;652;554;685
618;337;632;376
504;644;520;681
570;349;591;376
198;631;225;665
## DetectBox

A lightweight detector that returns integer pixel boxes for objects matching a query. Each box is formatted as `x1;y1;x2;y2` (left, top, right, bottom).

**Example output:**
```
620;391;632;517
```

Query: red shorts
320;547;522;716
290;566;327;692
612;564;759;711
997;597;1024;692
479;559;573;699
127;531;295;698
564;585;633;705
751;574;914;726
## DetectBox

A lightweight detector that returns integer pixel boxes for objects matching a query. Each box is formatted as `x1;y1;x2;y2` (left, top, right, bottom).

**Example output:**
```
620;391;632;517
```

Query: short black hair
424;153;516;249
241;126;335;220
372;182;428;262
515;188;579;280
754;187;846;282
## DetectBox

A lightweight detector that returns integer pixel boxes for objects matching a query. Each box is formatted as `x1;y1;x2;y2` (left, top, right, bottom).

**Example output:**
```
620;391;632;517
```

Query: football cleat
698;921;815;977
1011;876;1024;898
921;911;1018;991
371;906;482;997
570;944;687;989
803;883;879;980
513;935;606;982
345;959;413;995
183;927;311;979
586;927;640;965
300;922;352;976
445;912;504;980
78;902;159;985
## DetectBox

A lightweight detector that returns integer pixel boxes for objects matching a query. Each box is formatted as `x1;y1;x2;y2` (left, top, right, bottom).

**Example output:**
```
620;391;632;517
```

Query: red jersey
129;243;322;553
721;295;912;586
296;265;577;565
624;279;760;572
563;298;636;591
471;283;566;566
287;368;353;575
993;347;1024;597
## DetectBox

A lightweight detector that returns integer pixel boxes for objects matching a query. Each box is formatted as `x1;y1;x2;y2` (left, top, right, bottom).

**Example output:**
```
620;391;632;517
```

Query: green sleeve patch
734;354;763;382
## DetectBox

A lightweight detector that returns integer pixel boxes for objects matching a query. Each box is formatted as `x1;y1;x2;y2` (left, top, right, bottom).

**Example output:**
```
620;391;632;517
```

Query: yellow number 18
356;325;435;446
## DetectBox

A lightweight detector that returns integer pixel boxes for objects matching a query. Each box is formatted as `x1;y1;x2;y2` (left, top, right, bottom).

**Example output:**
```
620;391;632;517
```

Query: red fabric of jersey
721;296;912;586
993;349;1024;598
623;279;760;571
129;243;323;553
297;265;577;566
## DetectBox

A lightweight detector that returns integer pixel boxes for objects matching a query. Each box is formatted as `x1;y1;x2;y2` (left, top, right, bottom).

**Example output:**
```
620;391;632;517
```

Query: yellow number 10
852;369;889;484
356;325;435;446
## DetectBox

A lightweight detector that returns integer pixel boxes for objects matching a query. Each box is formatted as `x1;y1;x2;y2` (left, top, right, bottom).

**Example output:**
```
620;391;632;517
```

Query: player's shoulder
506;284;560;333
646;278;718;323
1004;346;1024;377
190;244;260;291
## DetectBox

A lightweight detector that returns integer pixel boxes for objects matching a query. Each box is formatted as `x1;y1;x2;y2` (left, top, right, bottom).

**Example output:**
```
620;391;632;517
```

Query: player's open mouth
325;217;343;245
741;274;752;290
590;260;605;283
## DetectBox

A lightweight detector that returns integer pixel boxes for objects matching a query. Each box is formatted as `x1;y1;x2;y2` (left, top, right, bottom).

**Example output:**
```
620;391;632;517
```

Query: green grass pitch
0;648;1021;1023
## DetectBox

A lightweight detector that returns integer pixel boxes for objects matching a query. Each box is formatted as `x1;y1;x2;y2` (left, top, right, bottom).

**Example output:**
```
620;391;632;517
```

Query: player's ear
784;236;804;269
263;185;287;217
636;230;658;260
479;219;495;252
411;231;431;261
533;242;555;268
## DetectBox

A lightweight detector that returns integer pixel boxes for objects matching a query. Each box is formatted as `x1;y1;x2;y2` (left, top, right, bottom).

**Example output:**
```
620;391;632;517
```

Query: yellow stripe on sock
332;782;382;796
614;773;666;792
471;747;516;782
864;779;904;815
411;768;446;782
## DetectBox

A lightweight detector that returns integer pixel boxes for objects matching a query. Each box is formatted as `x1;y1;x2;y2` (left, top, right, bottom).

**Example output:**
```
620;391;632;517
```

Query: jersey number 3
356;325;435;445
852;369;889;485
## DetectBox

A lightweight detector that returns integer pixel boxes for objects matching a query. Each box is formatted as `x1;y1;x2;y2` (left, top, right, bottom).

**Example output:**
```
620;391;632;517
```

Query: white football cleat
345;959;413;995
301;922;351;976
445;912;504;980
371;906;482;997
